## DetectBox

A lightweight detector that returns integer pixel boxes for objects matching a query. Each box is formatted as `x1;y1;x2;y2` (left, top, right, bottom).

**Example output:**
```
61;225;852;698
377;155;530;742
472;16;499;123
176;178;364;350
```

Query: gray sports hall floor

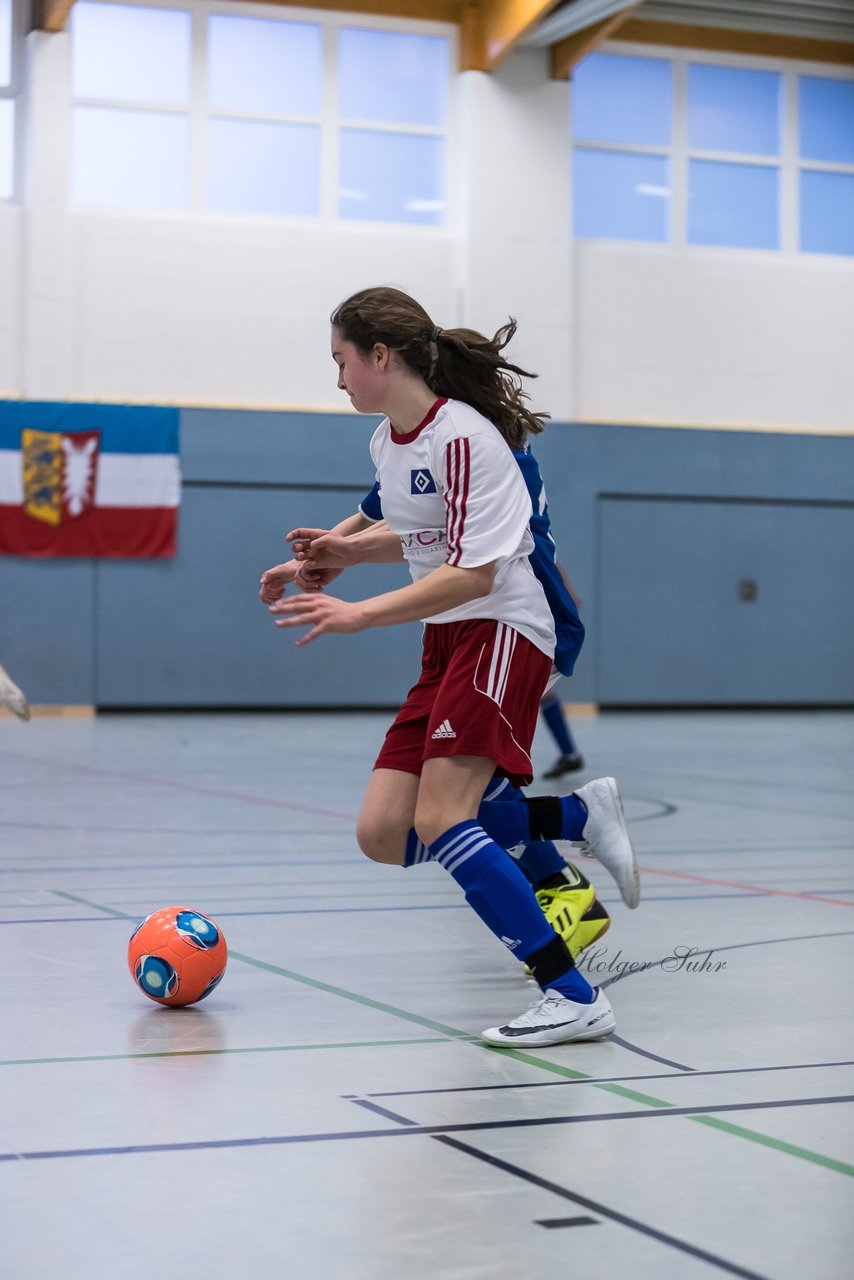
1;709;852;1279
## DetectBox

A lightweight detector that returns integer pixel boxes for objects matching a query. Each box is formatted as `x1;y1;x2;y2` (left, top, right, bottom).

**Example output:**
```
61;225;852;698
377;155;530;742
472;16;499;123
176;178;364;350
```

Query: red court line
634;864;854;909
0;750;357;823
4;747;851;908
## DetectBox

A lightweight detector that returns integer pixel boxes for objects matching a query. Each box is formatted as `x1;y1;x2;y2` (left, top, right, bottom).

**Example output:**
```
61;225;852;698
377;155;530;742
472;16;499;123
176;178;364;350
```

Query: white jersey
369;397;556;659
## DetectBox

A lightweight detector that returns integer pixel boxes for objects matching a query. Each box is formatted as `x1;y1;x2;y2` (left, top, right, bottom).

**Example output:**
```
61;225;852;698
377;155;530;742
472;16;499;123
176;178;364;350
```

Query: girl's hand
269;594;366;646
259;561;298;603
294;564;343;593
287;527;333;559
289;530;357;572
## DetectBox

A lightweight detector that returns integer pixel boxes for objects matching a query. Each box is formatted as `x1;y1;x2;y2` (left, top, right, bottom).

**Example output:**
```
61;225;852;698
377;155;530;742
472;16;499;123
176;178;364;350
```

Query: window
572;53;672;243
572;50;854;257
0;0;16;200
71;2;191;208
70;1;452;226
686;65;781;249
0;0;10;86
338;28;448;223
207;15;323;216
687;160;778;250
799;75;854;255
574;149;670;241
72;1;190;103
72;106;190;208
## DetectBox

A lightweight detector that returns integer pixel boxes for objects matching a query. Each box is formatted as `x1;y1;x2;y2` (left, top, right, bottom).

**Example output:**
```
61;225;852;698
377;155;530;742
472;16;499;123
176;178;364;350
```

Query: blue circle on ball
197;969;226;1002
135;954;179;998
175;910;219;950
128;913;151;943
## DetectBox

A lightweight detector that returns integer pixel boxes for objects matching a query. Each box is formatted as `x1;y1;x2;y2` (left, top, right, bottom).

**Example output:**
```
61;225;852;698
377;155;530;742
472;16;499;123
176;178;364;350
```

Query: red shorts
374;619;552;787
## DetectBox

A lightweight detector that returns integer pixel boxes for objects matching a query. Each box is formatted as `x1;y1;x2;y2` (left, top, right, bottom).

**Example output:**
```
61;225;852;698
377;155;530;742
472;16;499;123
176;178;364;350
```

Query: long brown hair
330;286;547;448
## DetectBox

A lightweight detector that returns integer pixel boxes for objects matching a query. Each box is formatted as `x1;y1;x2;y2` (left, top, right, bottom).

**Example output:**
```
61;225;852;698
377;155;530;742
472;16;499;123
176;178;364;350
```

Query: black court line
3;1094;851;1164
536;1216;598;1229
434;1136;775;1280
366;1059;854;1100
607;1036;695;1071
347;1099;420;1127
623;798;679;823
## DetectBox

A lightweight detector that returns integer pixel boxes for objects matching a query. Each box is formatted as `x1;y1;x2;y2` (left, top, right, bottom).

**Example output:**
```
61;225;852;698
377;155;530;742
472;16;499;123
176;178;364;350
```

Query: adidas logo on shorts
431;719;457;739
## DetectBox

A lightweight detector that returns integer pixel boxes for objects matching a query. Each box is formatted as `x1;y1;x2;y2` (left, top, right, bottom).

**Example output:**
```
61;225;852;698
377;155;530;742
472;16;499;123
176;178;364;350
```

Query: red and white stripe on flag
0;402;180;558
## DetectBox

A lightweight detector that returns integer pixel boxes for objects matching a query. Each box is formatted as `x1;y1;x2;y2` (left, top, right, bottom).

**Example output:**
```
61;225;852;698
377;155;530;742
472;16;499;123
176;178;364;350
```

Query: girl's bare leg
356;767;420;864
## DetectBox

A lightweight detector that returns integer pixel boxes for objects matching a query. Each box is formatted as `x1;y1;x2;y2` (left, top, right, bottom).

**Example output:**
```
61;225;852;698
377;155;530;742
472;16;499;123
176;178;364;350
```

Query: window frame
572;40;854;260
0;0;24;203
68;0;457;230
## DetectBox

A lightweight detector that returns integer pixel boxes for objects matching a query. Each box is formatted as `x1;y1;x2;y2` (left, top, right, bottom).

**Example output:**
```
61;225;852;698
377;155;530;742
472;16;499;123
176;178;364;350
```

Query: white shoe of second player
573;776;640;909
481;987;615;1047
0;665;30;721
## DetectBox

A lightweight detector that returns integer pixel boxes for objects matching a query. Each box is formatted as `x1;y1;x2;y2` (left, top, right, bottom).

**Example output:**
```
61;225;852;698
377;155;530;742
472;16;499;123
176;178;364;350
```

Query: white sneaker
0;665;30;721
481;987;615;1046
573;776;640;909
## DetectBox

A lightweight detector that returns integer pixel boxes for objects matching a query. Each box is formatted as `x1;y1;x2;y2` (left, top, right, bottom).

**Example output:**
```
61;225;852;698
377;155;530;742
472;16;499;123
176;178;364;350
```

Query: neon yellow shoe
533;865;611;961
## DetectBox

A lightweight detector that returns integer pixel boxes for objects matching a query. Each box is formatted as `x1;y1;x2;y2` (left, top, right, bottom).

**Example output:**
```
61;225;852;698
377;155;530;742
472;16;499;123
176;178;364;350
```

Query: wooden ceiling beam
462;0;565;72
32;0;76;32
615;18;854;66
550;4;639;80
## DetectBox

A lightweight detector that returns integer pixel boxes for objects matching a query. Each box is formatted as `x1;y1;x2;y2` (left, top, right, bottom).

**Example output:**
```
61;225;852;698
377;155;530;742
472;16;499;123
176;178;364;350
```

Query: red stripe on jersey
444;439;458;560
444;437;470;567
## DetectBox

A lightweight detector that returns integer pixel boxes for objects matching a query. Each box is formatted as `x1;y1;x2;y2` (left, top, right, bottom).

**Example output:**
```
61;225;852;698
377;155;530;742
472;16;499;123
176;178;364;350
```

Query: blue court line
3;1094;853;1166
0;858;359;874
0;889;828;925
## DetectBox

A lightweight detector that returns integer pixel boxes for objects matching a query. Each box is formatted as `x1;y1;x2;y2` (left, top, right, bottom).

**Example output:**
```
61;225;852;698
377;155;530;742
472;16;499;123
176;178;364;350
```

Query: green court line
688;1115;854;1177
0;1038;451;1069
49;888;854;1178
480;1048;590;1080
231;950;477;1040
596;1083;676;1108
52;890;132;918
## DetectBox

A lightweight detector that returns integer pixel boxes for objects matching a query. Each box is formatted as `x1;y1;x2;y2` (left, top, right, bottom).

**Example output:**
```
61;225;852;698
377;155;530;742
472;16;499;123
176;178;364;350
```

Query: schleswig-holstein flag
0;401;179;558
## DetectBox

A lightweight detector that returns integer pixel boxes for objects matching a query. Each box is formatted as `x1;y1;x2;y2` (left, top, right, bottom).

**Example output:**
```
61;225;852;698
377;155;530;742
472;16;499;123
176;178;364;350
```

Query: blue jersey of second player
358;445;584;677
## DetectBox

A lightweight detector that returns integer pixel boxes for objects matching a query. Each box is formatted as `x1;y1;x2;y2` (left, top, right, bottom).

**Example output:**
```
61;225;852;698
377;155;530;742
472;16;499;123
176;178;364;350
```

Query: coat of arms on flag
22;429;100;526
0;401;180;558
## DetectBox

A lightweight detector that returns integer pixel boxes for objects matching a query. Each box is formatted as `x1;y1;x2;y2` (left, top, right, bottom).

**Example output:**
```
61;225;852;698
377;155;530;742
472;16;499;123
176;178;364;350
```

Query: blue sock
508;841;567;885
478;794;588;845
548;967;596;1002
541;696;576;756
476;798;529;848
428;821;559;962
559;795;588;840
428;821;595;1003
480;778;567;885
404;830;430;867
